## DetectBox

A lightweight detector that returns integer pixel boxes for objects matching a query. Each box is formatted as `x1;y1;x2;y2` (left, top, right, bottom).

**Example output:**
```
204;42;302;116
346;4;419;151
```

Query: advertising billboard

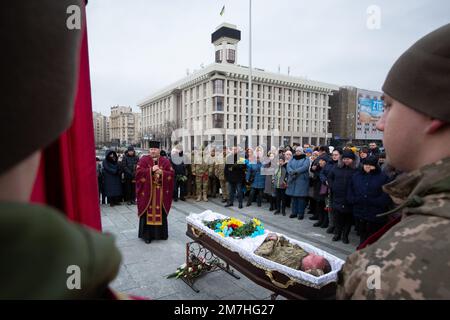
355;89;384;140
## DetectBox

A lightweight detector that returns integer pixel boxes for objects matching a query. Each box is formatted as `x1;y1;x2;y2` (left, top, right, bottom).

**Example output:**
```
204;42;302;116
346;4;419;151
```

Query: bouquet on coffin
254;233;332;277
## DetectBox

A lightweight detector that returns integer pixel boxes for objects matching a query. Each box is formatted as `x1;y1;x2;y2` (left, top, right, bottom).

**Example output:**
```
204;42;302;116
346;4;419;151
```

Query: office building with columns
139;23;339;151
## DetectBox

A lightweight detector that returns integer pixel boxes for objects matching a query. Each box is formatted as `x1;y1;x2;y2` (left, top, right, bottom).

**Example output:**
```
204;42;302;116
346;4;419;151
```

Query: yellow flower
217;232;224;237
252;218;261;226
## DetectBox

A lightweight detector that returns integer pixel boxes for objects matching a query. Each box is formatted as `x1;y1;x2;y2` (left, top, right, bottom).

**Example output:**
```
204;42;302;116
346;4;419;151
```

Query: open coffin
186;210;346;300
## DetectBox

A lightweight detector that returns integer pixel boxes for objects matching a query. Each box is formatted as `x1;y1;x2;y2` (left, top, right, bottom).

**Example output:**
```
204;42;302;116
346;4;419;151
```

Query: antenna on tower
288;66;290;75
186;68;190;76
278;65;280;73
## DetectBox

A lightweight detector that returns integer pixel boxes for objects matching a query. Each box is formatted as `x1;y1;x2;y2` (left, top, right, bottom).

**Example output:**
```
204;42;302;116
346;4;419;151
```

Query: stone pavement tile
120;228;139;240
101;216;114;228
187;271;249;299
110;266;140;292
157;292;219;300
220;291;259;300
124;278;183;299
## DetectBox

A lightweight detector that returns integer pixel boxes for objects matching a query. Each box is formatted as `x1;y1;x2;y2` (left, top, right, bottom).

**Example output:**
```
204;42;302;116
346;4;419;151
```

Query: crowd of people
98;141;399;247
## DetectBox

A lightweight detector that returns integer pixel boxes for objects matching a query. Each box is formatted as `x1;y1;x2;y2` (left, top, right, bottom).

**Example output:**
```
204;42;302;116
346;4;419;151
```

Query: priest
136;141;175;243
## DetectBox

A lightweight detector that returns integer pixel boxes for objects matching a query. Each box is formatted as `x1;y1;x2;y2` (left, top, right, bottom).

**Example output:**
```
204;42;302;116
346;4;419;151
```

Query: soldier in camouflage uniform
193;147;210;202
215;146;229;203
337;23;450;299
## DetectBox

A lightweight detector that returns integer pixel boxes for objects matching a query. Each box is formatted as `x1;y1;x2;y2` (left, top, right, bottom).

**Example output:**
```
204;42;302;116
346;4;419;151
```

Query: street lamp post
248;0;253;150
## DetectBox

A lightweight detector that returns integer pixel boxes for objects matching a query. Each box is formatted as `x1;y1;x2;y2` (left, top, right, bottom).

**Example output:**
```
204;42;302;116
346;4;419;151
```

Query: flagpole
248;0;253;150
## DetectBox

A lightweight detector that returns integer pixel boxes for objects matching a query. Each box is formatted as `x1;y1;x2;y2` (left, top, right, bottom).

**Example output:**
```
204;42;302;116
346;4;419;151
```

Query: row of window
215;49;236;64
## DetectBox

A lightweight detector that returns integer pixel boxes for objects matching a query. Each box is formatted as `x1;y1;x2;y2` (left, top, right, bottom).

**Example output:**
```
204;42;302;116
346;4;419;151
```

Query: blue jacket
246;161;265;189
286;155;310;197
347;167;392;222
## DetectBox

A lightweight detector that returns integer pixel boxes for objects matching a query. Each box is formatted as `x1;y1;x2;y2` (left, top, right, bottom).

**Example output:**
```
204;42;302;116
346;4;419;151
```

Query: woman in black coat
328;151;357;244
347;156;392;245
102;150;123;206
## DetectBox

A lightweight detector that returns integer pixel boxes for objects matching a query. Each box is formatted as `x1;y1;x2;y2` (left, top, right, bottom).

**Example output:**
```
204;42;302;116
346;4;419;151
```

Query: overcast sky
87;0;450;115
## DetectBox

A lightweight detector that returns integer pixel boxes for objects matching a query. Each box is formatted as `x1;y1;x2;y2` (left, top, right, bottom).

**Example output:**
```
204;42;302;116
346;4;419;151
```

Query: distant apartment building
329;86;384;146
109;106;142;146
92;111;110;146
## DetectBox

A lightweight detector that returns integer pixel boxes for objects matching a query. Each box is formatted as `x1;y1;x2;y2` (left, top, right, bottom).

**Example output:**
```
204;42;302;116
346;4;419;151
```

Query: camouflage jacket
192;150;209;176
337;157;450;299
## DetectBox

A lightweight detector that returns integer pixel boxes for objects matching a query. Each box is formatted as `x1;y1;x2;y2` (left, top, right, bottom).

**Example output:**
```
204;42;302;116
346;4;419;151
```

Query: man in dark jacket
122;146;139;205
368;142;380;158
328;151;357;244
170;148;187;202
347;155;392;245
103;150;123;206
224;147;246;209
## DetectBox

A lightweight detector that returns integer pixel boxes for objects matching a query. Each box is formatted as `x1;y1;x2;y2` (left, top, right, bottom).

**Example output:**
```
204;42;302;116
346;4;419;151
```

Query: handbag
319;184;328;196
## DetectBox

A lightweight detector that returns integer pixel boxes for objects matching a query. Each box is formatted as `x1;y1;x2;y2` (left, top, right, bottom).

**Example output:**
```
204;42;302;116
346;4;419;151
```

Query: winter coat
286;155;310;197
328;161;357;211
263;158;276;195
368;147;380;158
246;161;265;189
122;153;139;179
170;153;187;176
320;160;338;184
347;166;392;222
311;165;327;201
225;154;246;184
102;150;123;197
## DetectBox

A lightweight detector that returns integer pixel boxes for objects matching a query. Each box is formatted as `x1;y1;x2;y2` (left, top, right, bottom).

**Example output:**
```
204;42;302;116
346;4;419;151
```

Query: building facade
109;106;142;146
92;111;110;146
329;86;383;146
139;23;339;151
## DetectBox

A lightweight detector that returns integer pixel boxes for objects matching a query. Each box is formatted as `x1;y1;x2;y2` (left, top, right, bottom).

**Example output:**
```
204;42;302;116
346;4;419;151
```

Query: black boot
313;211;323;227
326;226;335;234
269;199;275;211
225;203;233;208
342;235;349;244
238;203;243;209
273;210;280;215
332;234;341;241
320;213;329;228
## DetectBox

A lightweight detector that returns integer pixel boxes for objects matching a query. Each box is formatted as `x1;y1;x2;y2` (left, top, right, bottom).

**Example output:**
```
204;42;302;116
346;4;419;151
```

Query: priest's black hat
0;0;84;175
148;141;161;149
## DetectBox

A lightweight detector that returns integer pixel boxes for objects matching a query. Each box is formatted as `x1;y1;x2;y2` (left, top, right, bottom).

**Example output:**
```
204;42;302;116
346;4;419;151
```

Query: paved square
101;197;358;299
